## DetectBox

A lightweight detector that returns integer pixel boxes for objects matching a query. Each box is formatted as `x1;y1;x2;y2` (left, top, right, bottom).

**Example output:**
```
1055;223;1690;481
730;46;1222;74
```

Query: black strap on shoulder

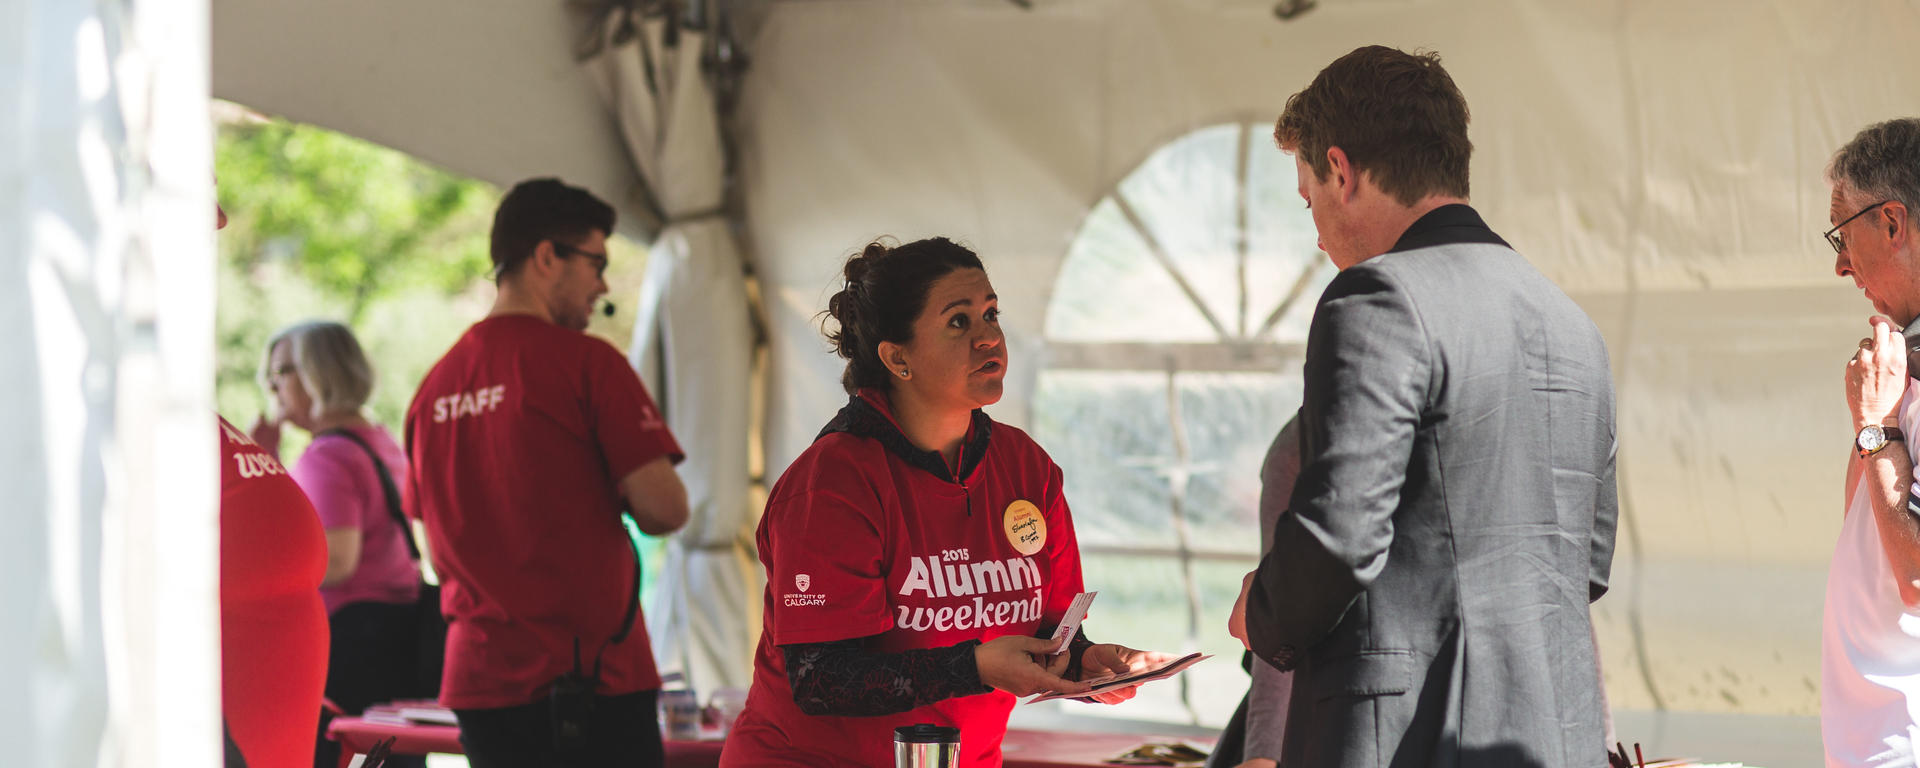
319;428;420;561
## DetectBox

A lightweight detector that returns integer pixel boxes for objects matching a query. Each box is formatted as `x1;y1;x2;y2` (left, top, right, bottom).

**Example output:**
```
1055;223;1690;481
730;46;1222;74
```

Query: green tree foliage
216;118;497;321
213;114;501;448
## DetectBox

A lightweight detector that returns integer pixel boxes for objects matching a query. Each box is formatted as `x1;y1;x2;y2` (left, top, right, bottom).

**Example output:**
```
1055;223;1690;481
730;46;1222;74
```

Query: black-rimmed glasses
1825;200;1893;254
551;241;609;278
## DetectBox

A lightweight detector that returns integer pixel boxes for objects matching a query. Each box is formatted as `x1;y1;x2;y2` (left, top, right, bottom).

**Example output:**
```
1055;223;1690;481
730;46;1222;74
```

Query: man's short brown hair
1275;45;1472;206
489;177;615;281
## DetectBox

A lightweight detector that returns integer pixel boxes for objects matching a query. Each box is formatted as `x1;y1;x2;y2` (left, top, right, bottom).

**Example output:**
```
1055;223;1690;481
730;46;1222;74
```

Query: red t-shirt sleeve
764;454;896;646
586;341;685;482
1041;457;1087;627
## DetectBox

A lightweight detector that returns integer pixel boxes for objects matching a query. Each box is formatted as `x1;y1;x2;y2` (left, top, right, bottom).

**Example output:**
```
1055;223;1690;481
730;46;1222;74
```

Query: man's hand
1228;570;1256;650
248;414;282;458
1072;644;1174;705
1849;316;1908;430
974;635;1089;697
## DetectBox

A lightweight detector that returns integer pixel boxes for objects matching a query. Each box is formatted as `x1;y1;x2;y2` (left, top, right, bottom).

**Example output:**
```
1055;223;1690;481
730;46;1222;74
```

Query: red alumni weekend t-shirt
218;415;329;768
405;315;683;709
722;391;1086;768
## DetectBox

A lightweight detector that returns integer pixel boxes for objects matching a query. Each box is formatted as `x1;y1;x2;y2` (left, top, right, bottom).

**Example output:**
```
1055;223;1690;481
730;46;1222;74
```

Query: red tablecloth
328;713;1211;767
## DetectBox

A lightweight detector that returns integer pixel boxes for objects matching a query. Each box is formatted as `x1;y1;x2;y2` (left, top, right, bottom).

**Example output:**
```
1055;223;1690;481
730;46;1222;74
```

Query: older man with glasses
1823;118;1920;767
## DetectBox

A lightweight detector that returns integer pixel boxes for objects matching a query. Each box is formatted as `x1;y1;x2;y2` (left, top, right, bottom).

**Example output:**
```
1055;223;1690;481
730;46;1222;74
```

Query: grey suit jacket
1246;206;1619;768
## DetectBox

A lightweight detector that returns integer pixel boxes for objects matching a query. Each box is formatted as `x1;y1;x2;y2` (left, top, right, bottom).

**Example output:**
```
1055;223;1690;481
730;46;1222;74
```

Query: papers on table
359;704;457;727
396;706;458;726
1024;651;1211;704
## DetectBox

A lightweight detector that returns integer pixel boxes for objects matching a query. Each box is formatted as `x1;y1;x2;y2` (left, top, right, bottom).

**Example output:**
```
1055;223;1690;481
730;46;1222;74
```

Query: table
327;715;727;767
328;712;1213;767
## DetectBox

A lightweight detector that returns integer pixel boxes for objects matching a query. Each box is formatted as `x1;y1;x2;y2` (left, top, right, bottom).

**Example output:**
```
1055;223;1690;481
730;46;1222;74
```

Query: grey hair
1828;118;1920;225
259;320;375;421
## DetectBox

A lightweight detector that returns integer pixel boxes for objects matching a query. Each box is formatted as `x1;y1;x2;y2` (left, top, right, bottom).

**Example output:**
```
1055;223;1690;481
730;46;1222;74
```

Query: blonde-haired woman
253;320;428;768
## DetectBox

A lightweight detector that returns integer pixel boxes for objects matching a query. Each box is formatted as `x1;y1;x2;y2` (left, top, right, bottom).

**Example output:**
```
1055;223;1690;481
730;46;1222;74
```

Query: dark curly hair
823;237;985;395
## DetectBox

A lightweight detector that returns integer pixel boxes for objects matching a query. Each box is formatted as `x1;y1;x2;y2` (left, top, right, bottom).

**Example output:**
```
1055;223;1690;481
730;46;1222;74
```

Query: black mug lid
894;723;959;743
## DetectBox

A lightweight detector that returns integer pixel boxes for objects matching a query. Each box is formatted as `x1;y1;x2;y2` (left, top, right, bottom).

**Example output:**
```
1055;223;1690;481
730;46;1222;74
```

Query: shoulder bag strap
317;428;421;562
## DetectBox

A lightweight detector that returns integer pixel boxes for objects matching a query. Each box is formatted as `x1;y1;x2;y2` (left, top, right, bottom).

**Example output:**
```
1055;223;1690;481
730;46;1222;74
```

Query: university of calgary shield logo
795;574;811;592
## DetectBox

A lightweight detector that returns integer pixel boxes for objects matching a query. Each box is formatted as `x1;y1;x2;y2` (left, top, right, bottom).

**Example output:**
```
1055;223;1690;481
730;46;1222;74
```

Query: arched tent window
1031;122;1332;725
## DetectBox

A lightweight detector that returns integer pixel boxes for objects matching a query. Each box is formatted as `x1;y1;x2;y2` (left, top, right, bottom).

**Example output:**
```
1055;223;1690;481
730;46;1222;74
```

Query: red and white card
1047;591;1097;655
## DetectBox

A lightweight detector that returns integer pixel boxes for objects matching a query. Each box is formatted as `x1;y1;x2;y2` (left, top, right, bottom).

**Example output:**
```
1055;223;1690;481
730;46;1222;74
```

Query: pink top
291;423;421;614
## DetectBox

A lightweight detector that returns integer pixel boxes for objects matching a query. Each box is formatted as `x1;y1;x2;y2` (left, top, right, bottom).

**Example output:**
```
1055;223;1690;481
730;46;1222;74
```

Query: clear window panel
1037;121;1331;729
1265;260;1335;342
1245;127;1332;341
1045;198;1218;343
1116;124;1243;336
1033;371;1177;549
1173;372;1302;554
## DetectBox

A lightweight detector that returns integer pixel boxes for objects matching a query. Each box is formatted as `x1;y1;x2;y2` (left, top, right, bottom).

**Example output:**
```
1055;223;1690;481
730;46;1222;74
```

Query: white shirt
1824;384;1920;767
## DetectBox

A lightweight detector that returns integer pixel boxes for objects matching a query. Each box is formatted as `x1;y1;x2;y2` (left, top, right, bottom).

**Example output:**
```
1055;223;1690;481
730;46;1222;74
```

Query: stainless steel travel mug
893;723;960;768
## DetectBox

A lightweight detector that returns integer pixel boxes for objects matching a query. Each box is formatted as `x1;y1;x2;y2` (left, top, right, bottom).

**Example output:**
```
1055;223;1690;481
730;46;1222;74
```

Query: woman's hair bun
825;240;891;361
818;236;983;395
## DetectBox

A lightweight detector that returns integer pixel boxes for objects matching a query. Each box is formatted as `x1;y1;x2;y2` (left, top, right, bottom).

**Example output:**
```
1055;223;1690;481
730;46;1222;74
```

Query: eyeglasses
551;241;609;279
1825;200;1893;254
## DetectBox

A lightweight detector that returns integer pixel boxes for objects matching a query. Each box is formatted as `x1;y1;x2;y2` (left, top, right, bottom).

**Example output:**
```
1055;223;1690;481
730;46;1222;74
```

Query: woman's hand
248;413;283;458
974;635;1089;697
1045;643;1175;704
1849;316;1908;430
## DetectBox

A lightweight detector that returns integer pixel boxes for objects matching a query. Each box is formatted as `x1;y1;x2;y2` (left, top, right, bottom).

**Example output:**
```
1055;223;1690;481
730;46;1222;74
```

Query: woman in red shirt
218;414;330;768
213;195;330;768
721;238;1171;767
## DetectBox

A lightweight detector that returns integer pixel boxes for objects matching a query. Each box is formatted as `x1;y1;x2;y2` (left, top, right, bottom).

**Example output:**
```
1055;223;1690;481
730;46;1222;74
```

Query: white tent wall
737;0;1920;719
5;0;220;764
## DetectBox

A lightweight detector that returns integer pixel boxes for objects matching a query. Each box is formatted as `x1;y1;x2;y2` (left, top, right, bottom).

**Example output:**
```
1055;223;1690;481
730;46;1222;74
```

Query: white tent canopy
11;0;1917;762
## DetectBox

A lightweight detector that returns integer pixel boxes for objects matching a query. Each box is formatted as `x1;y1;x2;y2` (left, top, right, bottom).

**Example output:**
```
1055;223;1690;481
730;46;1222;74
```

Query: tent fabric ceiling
212;0;652;237
211;0;1920;720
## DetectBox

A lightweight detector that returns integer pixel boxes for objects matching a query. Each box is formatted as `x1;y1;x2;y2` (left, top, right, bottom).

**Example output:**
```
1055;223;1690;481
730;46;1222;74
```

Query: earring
898;366;910;379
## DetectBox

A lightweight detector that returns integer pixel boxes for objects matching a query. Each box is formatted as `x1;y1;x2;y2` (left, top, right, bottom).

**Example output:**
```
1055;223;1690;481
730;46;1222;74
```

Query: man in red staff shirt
406;178;690;767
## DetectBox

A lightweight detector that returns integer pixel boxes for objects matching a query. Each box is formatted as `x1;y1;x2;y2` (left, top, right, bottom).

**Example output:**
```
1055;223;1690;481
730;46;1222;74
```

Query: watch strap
1859;424;1907;458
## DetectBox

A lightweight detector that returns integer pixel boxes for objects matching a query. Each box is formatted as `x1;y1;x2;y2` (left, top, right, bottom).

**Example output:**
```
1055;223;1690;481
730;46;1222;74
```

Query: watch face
1861;426;1889;453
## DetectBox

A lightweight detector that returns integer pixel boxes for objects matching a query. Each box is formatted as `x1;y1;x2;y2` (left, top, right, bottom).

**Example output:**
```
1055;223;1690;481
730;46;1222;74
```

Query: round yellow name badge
1003;500;1047;556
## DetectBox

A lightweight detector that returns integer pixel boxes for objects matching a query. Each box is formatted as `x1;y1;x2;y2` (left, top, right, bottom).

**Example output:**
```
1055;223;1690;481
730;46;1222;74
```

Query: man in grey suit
1227;46;1619;767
